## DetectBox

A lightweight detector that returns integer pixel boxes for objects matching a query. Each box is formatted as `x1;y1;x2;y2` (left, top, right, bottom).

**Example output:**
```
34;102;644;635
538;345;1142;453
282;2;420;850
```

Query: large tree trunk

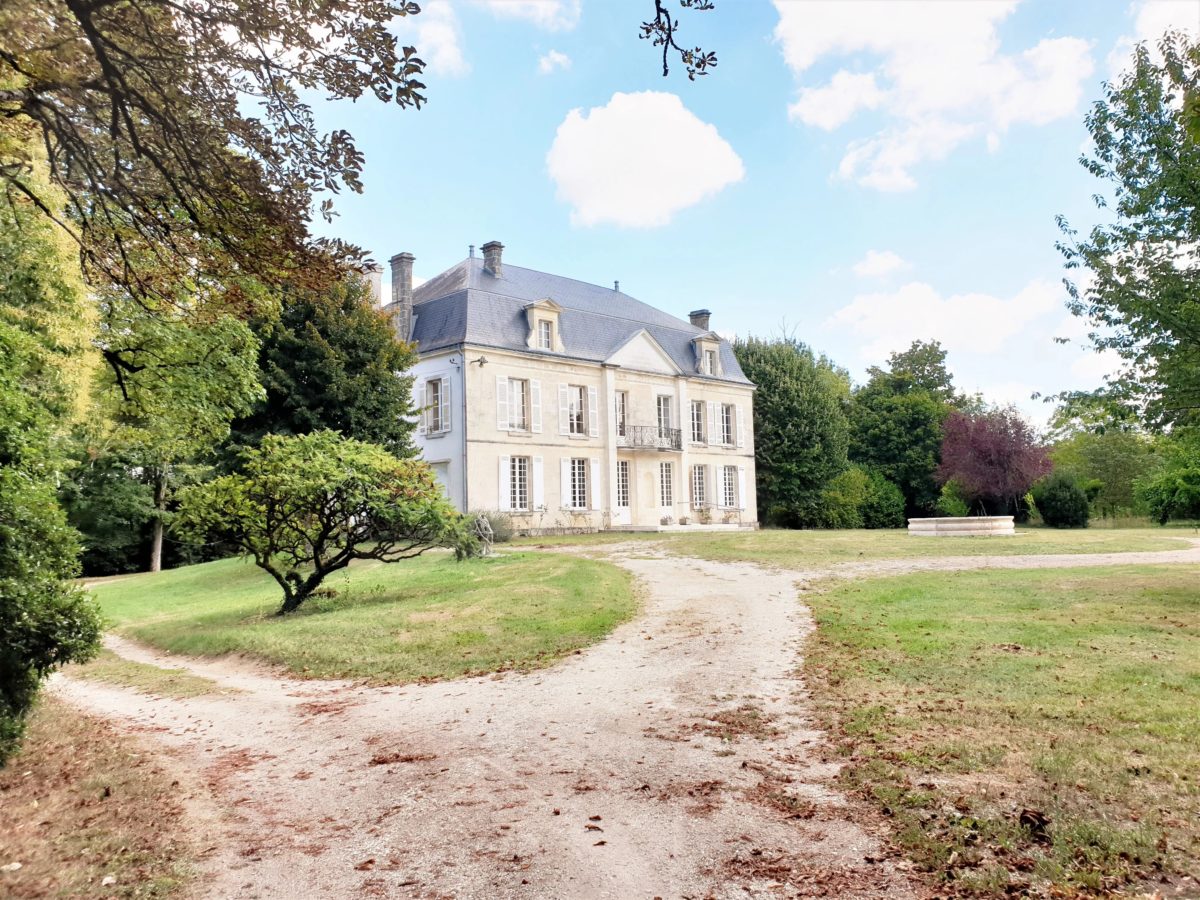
149;469;166;573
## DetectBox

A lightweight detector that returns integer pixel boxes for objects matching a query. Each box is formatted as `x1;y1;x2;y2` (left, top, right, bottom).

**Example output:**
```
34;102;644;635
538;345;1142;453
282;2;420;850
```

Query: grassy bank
805;565;1200;895
658;526;1192;569
0;699;196;898
86;551;636;683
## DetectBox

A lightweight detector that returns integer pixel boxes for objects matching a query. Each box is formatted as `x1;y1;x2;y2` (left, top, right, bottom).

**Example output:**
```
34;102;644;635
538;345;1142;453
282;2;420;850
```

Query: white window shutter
498;456;512;511
587;386;599;437
737;465;747;510
560;458;572;507
707;401;717;444
590;458;601;510
496;376;510;431
532;456;545;509
530;380;543;433
736;405;746;449
558;384;570;435
415;379;426;435
441;379;451;433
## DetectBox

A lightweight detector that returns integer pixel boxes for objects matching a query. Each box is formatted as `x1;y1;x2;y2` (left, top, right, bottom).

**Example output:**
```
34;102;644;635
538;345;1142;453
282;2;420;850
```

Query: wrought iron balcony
616;425;682;451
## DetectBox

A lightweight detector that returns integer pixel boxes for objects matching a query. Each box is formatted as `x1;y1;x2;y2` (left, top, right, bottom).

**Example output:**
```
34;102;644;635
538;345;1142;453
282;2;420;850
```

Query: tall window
657;395;672;437
704;349;718;375
510;379;530;431
568;458;588;509
426;378;447;434
568;385;586;435
722;465;738;508
616;460;630;508
511;457;530;511
659;461;674;507
690;400;705;444
692;464;706;508
538;319;553;350
615;391;628;437
721;403;735;445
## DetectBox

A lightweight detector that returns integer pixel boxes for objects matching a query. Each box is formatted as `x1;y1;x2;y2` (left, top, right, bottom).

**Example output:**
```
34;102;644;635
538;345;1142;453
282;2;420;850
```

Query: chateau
381;242;757;531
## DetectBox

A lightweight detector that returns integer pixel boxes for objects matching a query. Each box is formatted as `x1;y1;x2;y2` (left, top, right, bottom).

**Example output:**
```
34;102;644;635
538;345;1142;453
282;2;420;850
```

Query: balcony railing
616;425;682;451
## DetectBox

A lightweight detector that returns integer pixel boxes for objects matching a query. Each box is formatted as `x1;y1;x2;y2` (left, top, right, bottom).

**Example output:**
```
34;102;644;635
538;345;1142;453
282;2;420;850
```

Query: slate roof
390;257;751;385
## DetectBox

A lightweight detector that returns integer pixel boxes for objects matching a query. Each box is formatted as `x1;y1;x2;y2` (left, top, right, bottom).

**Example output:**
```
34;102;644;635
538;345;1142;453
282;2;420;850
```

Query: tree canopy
938;408;1051;518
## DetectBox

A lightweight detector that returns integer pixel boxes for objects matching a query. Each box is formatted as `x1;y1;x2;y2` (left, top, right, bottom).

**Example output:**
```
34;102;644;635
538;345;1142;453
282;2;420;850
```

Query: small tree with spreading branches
937;408;1051;518
177;431;474;614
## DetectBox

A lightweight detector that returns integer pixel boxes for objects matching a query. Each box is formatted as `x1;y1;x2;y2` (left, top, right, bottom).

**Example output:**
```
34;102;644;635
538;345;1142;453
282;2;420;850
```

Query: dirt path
51;541;1200;899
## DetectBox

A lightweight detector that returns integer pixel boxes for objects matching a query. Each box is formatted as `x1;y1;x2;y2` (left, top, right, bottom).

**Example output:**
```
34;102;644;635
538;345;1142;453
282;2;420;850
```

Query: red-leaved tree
937;408;1050;518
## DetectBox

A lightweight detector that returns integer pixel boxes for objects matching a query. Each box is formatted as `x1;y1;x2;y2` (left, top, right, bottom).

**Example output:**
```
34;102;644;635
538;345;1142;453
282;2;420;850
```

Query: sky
308;0;1200;427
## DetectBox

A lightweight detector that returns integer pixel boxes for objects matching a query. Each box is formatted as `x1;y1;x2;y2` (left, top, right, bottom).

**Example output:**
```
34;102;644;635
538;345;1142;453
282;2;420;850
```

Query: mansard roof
391;256;751;385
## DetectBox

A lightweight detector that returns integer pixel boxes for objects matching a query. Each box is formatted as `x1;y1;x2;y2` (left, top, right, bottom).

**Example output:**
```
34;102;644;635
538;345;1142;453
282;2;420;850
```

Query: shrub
1033;473;1091;528
816;467;869;528
1138;465;1200;524
935;480;971;517
861;472;906;529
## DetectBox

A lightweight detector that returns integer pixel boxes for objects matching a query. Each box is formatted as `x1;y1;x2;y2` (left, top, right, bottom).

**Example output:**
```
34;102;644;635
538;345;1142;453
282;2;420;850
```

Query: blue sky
311;0;1200;426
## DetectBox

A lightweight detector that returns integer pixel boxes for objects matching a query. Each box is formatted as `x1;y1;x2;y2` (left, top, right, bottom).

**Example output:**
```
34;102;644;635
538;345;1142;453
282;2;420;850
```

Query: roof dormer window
524;298;563;352
703;348;718;376
538;319;553;350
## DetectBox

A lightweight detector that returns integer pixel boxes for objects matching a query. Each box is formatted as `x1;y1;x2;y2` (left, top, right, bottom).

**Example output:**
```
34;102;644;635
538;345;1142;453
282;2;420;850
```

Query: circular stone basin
907;516;1015;537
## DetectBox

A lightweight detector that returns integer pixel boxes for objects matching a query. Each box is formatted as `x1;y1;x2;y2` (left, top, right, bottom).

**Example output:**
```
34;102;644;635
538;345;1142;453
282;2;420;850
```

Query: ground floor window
660;461;674;507
722;465;738;508
692;464;706;507
616;460;630;508
568;457;588;509
511;456;530;510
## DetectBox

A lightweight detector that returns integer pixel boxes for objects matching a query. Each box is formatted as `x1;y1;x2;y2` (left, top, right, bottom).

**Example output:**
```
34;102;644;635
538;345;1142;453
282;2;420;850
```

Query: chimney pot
689;309;712;331
481;240;504;277
390;252;416;340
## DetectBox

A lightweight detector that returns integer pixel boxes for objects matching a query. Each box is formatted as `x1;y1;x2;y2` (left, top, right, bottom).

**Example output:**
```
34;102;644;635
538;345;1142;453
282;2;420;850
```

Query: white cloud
470;0;581;30
825;278;1061;360
401;0;469;77
1108;0;1200;77
788;71;884;130
852;249;911;278
773;1;1095;190
546;91;745;228
538;49;571;74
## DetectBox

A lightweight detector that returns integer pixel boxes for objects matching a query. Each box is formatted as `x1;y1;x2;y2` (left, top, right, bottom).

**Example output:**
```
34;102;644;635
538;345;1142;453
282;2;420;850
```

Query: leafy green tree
1050;428;1161;518
1057;31;1200;429
1137;428;1200;523
860;471;907;529
0;180;101;764
1033;473;1091;528
733;338;850;527
177;431;473;614
869;340;958;405
229;276;417;458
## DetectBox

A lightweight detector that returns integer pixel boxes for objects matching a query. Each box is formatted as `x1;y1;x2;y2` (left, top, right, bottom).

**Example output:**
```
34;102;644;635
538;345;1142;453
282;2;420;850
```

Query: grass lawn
0;699;195;898
86;551;635;683
71;649;226;698
655;526;1194;569
805;565;1200;896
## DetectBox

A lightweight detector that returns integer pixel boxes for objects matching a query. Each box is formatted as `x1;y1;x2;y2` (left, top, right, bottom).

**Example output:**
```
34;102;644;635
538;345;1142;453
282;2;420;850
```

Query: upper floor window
721;403;735;446
691;400;705;444
568;385;587;436
538;319;553;350
615;391;628;437
703;349;718;376
425;377;449;434
510;378;530;431
657;395;673;437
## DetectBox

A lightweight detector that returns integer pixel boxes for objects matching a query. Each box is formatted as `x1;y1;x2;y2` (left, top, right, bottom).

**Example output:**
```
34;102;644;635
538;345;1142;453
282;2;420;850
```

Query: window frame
511;456;531;511
659;461;674;507
615;390;628;437
537;319;553;350
690;400;705;444
568;385;587;436
426;378;445;434
721;403;735;446
616;459;630;508
722;465;738;508
568;457;588;509
691;464;706;508
704;348;718;376
510;378;530;431
656;395;672;437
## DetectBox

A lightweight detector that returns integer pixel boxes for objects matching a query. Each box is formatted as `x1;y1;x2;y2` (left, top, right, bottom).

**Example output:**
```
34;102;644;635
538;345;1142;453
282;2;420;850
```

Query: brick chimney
364;262;383;306
689;309;711;330
389;252;415;340
481;240;504;277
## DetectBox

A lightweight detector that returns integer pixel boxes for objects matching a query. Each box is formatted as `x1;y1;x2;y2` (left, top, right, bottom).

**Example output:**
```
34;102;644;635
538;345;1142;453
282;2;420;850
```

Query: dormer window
692;334;722;377
703;349;718;375
538;319;553;350
524;298;563;352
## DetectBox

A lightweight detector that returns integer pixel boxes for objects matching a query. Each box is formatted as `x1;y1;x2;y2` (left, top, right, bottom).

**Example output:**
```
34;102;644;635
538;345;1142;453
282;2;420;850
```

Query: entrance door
611;459;632;526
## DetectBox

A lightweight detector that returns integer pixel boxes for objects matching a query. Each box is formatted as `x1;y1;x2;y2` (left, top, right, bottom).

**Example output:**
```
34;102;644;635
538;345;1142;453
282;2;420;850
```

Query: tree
0;174;101;764
938;408;1051;518
641;1;718;79
1033;473;1091;528
229;275;417;458
868;340;958;405
1050;428;1161;518
177;431;473;614
1137;428;1200;523
1057;31;1200;430
733;338;850;527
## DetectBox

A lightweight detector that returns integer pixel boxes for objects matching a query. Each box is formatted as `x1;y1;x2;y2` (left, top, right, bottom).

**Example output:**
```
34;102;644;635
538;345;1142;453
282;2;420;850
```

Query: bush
1138;464;1200;524
815;467;869;528
861;472;906;529
469;509;513;543
1033;473;1091;528
935;480;971;517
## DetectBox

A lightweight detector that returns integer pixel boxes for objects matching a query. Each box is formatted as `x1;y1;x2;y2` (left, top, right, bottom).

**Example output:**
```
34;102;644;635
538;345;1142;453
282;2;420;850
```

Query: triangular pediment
606;330;681;375
524;297;564;313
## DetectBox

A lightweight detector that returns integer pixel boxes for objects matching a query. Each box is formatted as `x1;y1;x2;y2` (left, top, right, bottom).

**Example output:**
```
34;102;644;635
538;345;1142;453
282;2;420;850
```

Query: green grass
805;565;1200;895
70;649;225;698
650;526;1193;569
86;551;636;683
